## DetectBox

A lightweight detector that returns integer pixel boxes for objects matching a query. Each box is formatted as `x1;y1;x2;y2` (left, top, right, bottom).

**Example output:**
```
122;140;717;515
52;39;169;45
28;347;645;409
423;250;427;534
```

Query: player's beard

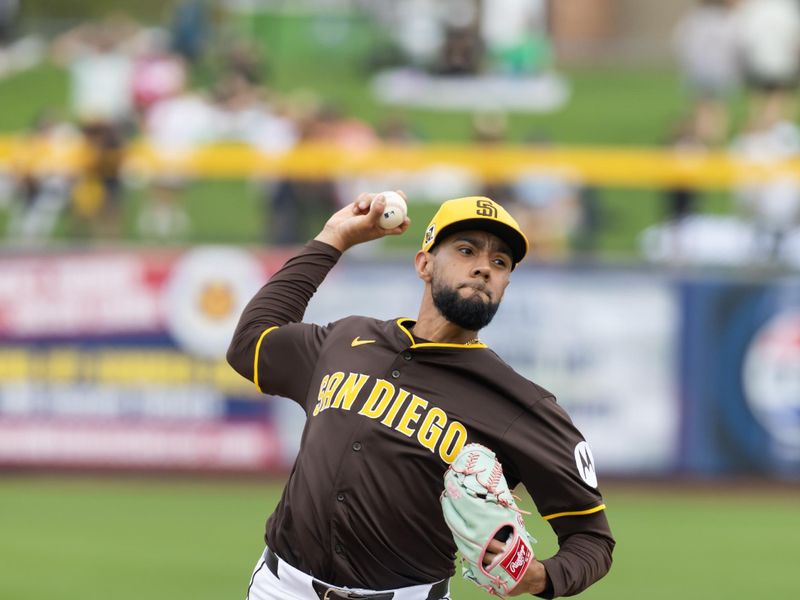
431;279;499;332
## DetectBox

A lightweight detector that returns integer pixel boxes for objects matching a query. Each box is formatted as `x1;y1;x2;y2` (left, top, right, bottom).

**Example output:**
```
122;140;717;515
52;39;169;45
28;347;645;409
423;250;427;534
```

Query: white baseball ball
376;191;407;229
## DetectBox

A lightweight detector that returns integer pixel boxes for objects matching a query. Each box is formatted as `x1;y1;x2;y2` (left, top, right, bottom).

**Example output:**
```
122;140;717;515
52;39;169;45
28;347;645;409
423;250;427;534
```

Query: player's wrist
314;229;350;253
514;560;548;596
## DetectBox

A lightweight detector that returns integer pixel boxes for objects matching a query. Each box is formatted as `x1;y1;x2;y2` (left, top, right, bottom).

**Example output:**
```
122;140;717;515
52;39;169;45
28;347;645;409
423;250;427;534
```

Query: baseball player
227;193;614;599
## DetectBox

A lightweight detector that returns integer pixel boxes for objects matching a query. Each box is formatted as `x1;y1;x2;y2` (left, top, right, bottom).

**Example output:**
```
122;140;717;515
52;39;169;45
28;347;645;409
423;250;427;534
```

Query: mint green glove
441;443;536;597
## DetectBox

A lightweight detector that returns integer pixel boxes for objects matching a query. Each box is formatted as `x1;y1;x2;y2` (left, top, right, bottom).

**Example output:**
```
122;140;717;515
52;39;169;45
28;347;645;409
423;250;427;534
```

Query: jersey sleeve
501;396;614;597
252;321;333;406
502;396;605;519
226;240;341;398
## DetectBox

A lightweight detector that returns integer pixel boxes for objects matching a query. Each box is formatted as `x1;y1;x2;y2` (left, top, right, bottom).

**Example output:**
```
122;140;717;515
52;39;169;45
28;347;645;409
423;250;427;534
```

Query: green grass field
1;475;797;599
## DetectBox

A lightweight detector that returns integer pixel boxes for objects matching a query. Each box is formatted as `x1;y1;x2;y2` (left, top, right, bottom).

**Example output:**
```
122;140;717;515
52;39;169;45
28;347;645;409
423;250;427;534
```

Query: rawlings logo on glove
440;443;536;597
500;537;532;580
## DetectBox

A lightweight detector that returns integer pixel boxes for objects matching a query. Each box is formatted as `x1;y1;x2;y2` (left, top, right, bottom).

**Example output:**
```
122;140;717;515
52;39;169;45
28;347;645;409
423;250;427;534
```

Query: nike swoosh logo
351;337;376;347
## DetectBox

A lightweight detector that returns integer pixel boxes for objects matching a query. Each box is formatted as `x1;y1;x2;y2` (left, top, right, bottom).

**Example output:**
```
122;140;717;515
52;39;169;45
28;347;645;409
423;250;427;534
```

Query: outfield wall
0;246;797;478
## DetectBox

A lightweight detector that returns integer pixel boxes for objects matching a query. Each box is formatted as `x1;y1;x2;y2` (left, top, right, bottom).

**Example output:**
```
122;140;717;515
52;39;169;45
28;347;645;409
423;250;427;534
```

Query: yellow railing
1;136;797;189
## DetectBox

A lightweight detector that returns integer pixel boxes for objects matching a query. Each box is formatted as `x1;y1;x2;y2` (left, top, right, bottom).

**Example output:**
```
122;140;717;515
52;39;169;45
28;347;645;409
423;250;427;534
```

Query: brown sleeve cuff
536;511;615;597
306;239;343;259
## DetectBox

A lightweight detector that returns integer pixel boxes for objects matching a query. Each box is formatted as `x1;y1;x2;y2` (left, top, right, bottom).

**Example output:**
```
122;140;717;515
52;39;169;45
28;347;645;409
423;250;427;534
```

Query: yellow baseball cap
421;196;529;268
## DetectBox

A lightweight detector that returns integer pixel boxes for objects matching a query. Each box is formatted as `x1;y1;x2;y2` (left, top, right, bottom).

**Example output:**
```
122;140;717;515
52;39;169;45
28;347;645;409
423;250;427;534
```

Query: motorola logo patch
574;441;598;488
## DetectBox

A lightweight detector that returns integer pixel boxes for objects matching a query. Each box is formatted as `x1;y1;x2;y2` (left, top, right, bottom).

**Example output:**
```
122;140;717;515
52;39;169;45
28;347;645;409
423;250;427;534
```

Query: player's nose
471;262;490;279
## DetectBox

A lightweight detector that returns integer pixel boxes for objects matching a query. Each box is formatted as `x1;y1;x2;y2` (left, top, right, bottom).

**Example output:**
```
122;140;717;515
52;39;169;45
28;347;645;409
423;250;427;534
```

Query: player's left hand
483;540;548;596
315;191;410;252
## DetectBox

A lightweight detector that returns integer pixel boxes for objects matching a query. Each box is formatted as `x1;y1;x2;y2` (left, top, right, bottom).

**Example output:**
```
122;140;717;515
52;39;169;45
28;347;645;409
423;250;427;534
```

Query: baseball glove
440;443;535;597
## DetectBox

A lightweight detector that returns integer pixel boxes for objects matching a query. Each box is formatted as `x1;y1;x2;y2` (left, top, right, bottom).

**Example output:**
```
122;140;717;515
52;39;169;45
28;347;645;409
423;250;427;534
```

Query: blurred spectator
52;18;138;128
369;0;445;69
221;38;266;86
472;114;585;260
139;82;221;240
779;225;800;267
644;108;756;268
642;116;800;267
135;180;191;242
270;179;339;246
305;104;380;152
472;109;509;145
673;0;739;146
144;88;219;156
334;112;425;216
660;114;708;246
212;73;300;244
436;0;483;75
510;170;584;260
639;214;759;266
269;102;378;245
472;110;516;207
52;17;141;239
734;0;800;128
0;0;17;45
69;120;127;239
170;0;210;64
6;112;78;244
214;74;298;154
572;186;602;258
510;132;590;260
130;28;188;117
482;0;551;76
731;119;800;261
378;111;422;144
0;0;46;80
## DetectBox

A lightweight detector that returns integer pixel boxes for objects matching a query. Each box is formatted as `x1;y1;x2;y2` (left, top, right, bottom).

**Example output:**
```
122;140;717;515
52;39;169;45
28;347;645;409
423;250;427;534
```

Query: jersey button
391;369;400;379
352;441;362;451
402;352;412;361
335;543;344;554
337;493;345;502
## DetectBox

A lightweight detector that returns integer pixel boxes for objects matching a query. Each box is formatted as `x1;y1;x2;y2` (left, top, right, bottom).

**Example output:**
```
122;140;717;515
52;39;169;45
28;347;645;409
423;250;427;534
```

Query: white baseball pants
245;548;451;600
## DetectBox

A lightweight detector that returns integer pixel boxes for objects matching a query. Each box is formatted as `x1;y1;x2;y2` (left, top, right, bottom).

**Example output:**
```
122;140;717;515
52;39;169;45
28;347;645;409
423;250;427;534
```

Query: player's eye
458;246;474;255
493;256;510;269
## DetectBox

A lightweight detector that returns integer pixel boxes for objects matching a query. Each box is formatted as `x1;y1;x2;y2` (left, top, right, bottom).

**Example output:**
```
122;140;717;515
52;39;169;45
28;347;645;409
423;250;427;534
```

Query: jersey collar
395;318;488;349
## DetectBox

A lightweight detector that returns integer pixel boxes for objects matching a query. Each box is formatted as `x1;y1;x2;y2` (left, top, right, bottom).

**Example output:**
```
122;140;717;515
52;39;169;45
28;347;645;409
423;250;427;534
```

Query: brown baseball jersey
227;241;614;598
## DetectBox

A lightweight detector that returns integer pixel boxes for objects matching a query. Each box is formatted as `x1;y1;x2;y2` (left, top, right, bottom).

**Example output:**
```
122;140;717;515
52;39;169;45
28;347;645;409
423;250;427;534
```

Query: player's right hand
314;191;410;252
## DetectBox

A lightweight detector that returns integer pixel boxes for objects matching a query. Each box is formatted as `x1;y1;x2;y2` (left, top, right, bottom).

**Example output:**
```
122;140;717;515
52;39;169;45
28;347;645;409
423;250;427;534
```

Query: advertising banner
0;246;299;472
0;247;680;475
681;278;800;478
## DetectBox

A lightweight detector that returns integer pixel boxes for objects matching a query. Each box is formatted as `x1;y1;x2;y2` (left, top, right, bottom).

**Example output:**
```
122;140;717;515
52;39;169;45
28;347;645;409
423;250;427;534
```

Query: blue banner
680;277;800;478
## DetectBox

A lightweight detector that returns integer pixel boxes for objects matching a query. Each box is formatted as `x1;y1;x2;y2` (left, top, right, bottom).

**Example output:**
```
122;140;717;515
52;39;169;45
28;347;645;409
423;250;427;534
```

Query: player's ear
415;250;434;282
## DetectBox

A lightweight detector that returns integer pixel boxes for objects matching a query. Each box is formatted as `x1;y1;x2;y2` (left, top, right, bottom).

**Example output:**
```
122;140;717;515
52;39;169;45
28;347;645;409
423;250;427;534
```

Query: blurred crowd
645;0;800;269
6;0;800;269
2;0;588;260
4;6;368;246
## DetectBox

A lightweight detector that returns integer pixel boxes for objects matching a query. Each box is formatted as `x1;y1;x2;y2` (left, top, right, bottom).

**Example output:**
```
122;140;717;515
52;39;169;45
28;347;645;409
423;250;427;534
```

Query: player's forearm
226;240;341;379
538;531;615;598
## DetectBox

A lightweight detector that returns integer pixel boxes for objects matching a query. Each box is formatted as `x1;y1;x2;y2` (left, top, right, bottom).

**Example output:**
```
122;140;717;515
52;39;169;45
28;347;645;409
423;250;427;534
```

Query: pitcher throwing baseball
227;192;614;599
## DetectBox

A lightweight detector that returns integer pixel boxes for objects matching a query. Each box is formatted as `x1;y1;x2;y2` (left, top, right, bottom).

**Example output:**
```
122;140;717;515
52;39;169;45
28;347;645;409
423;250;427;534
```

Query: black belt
264;547;448;600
